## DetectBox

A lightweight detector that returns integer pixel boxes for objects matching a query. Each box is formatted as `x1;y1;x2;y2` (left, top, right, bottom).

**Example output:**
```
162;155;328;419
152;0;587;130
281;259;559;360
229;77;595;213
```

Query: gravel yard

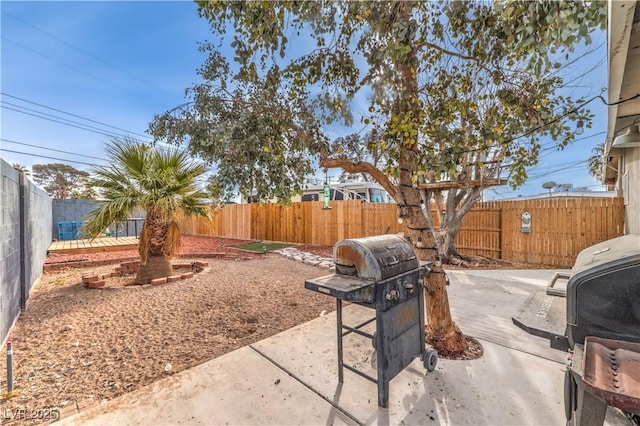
1;237;336;424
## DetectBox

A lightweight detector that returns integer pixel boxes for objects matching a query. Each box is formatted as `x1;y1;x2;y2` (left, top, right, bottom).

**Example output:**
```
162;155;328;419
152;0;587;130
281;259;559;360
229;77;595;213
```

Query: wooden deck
48;237;138;254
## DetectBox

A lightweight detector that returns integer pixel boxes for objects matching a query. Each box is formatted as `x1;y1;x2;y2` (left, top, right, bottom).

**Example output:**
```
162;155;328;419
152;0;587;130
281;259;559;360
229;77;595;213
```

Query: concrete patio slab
252;303;567;425
514;289;567;337
58;345;357;426
446;269;570;363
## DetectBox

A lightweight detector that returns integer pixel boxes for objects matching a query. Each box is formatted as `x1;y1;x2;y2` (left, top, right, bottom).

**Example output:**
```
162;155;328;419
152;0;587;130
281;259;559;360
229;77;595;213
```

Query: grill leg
376;314;389;408
336;299;344;383
572;380;607;426
378;380;389;408
418;280;426;354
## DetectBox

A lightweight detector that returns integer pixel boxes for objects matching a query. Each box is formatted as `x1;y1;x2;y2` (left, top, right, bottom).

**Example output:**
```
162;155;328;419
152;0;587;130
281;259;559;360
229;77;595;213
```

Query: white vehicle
293;181;392;203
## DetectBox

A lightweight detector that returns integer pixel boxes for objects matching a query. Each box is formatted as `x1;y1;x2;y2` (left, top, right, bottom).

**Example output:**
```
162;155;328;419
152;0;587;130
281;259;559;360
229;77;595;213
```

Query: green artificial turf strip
232;242;295;252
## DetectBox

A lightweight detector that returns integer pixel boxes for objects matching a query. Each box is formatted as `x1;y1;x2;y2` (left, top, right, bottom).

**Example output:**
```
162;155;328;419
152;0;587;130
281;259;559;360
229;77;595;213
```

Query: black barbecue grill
513;234;640;425
304;234;438;408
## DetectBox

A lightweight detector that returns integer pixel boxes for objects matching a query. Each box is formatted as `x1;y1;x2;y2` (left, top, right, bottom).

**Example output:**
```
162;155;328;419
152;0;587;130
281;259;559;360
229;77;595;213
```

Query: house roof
605;1;640;182
499;190;618;202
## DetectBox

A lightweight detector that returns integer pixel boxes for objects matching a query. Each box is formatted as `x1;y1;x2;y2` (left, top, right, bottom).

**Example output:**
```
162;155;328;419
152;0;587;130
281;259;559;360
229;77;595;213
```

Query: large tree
31;163;91;199
149;0;604;354
83;137;210;284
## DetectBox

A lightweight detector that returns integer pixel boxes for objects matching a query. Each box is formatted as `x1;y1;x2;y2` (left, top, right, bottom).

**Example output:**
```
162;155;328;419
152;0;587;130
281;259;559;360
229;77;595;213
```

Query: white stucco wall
622;147;640;234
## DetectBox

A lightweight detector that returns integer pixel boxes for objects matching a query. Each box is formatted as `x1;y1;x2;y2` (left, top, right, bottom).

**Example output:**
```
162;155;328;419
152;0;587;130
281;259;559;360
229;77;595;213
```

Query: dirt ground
2;237;337;424
2;235;532;424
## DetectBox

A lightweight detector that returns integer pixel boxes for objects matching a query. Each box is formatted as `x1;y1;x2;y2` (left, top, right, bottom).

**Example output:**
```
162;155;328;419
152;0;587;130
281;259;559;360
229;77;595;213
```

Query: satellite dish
542;181;556;197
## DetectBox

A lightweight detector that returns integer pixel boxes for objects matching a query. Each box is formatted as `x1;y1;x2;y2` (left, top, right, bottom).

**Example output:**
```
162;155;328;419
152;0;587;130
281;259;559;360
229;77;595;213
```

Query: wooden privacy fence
176;197;625;267
499;197;625;266
176;201;403;245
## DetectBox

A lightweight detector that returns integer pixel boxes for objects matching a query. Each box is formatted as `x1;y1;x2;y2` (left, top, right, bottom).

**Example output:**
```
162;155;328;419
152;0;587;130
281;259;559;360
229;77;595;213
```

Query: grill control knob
405;283;414;293
385;290;399;301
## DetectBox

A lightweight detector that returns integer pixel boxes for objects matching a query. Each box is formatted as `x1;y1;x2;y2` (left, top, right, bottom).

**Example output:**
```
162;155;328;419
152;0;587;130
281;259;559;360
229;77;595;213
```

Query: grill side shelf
305;274;376;304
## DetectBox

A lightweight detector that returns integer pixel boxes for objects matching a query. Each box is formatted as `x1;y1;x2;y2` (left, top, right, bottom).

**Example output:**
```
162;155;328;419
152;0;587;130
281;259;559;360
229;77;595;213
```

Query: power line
1;104;177;155
2;10;182;103
536;131;606;162
498;97;599;147
2;103;133;139
468;93;640;155
527;160;588;181
0;138;202;169
1;138;107;161
533;161;587;177
1;36;167;109
562;57;606;88
1;93;179;154
1;105;124;138
0;148;101;167
1;93;153;141
548;41;605;80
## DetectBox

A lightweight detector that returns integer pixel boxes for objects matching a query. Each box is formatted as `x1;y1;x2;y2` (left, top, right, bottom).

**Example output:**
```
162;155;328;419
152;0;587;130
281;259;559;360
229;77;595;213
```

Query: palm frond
105;136;149;179
84;136;210;256
83;199;133;239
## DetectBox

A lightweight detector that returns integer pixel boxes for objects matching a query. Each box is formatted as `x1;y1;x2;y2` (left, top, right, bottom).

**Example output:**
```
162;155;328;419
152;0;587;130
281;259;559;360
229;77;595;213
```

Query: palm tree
12;163;31;177
83;137;210;284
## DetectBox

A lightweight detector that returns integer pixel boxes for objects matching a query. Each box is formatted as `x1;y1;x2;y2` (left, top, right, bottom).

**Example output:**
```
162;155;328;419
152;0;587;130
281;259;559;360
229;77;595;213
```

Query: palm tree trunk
135;255;174;284
135;207;174;284
146;208;169;257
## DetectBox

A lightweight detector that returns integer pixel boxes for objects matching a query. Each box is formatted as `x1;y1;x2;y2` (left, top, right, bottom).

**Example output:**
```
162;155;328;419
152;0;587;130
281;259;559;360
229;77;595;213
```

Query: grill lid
565;234;640;347
571;234;640;276
333;234;420;281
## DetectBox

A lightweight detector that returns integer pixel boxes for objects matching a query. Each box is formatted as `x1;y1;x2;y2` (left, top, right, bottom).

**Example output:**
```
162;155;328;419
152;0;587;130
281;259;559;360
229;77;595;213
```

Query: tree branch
433;190;445;226
456;187;482;221
169;95;315;149
445;188;457;227
416;40;479;62
453;187;467;207
320;157;398;201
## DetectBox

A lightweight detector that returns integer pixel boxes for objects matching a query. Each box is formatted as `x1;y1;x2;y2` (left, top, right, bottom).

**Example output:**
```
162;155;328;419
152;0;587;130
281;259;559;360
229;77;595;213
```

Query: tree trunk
437;187;482;264
423;260;466;355
403;205;468;355
384;1;467;356
320;2;468;356
135;207;174;284
436;222;462;264
135;255;174;284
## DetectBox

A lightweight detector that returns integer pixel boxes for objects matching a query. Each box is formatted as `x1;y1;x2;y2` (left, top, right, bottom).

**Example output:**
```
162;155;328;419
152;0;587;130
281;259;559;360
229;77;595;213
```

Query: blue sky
1;1;210;168
1;1;609;200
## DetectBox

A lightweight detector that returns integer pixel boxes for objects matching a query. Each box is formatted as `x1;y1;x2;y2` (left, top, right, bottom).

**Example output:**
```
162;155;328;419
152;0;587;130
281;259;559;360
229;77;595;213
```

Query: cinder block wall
24;175;52;304
0;158;52;346
1;161;21;346
52;199;102;240
52;200;145;238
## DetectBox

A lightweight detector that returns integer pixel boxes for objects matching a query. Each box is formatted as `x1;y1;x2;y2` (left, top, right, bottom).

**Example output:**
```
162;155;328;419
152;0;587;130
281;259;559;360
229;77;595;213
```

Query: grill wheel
422;348;438;372
625;411;640;426
564;368;576;422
